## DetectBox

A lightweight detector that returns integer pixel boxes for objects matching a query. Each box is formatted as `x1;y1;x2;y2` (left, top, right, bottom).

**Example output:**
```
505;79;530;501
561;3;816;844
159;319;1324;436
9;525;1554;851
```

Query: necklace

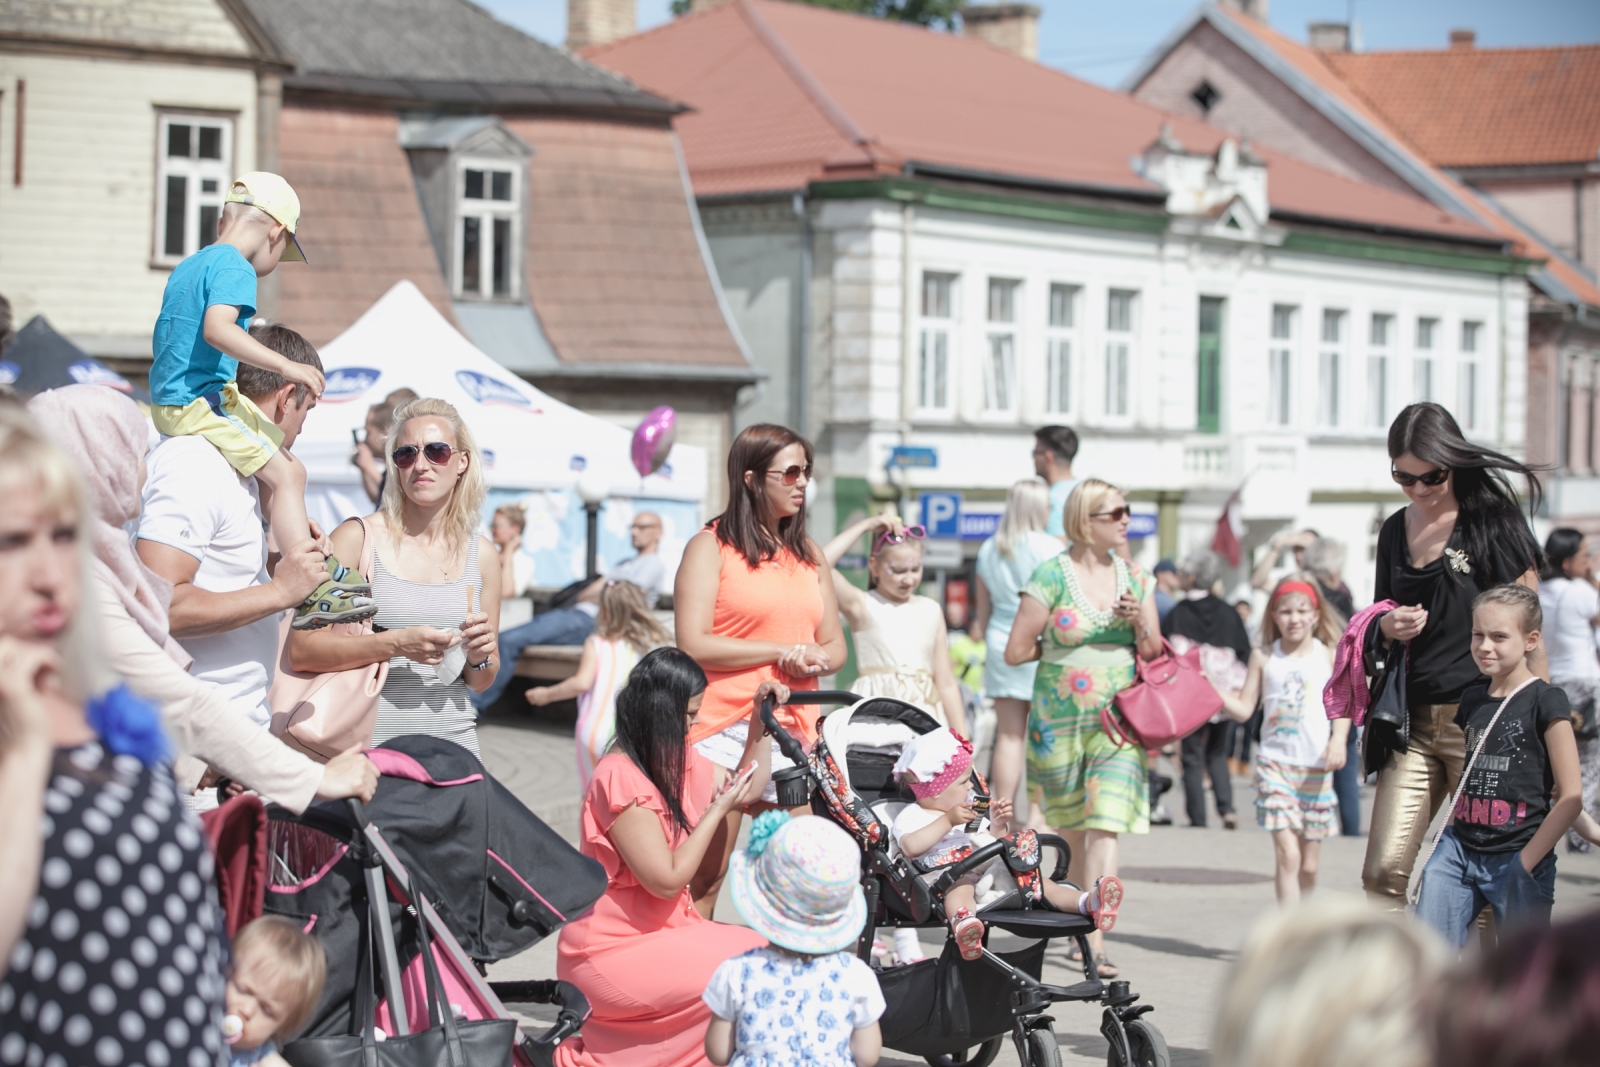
1061;552;1130;630
414;537;458;581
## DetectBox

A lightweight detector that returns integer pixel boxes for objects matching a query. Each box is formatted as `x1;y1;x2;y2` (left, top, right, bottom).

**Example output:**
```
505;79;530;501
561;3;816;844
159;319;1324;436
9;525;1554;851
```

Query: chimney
960;4;1041;62
566;0;635;49
1450;28;1476;50
1307;21;1350;52
1219;0;1270;20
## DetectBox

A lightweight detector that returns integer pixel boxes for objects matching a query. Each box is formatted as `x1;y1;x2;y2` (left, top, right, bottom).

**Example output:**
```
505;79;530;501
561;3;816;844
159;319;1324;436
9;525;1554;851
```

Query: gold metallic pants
1362;703;1466;907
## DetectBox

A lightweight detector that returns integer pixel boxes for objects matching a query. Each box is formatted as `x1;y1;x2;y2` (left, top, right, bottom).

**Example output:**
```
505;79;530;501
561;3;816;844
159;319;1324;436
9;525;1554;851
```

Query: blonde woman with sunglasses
290;398;500;756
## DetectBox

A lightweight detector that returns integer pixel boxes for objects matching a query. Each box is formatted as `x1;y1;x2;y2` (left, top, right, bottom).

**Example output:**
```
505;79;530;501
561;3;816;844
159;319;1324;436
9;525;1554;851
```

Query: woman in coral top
554;649;780;1067
675;423;849;913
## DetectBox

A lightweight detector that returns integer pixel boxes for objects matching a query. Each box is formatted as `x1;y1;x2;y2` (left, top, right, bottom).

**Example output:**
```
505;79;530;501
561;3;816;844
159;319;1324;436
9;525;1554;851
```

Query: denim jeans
1415;827;1556;948
470;608;595;711
1333;726;1362;836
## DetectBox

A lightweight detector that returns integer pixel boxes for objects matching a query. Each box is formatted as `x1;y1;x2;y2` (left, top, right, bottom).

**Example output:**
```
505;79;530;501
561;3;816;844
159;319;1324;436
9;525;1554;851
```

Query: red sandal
1089;876;1124;932
951;908;985;961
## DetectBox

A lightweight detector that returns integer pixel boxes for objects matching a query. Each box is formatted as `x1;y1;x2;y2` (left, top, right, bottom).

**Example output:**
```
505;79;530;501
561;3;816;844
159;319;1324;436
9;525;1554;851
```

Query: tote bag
1104;639;1223;749
269;518;388;761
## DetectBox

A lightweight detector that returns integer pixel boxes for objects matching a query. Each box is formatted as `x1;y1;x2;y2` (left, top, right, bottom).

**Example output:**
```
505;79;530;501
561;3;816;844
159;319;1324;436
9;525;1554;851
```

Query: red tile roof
585;0;1498;241
1205;5;1600;308
275;103;459;347
1324;45;1600;169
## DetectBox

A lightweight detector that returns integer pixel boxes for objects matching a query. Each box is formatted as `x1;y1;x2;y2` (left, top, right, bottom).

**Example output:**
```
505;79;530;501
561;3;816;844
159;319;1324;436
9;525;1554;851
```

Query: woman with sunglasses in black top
1329;402;1544;908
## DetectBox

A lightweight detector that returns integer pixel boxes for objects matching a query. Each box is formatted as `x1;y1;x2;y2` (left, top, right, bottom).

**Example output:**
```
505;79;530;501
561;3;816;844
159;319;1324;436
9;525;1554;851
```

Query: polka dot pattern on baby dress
0;744;228;1067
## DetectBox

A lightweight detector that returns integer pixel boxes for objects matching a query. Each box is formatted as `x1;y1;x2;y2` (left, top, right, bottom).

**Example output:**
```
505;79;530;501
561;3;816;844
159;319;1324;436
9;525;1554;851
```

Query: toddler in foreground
223;916;327;1066
891;728;1122;960
1415;585;1583;947
150;171;372;629
705;812;884;1067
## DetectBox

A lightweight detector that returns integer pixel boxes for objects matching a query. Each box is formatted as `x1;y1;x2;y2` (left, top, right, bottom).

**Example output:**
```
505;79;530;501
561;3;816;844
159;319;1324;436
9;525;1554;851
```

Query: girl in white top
526;579;672;791
1214;573;1345;905
1537;528;1600;853
821;513;966;735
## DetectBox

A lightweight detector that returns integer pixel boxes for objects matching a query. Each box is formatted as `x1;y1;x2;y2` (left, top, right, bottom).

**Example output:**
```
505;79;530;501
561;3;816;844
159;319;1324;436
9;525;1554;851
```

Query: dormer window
1190;80;1221;115
458;162;519;298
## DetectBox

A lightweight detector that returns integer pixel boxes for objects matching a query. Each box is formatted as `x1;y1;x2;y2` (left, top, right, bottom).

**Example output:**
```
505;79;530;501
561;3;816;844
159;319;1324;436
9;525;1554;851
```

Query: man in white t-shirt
137;324;332;729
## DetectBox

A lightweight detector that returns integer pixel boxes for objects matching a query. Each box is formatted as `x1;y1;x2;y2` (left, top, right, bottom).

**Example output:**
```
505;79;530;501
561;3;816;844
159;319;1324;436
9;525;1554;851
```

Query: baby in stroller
893;728;1124;960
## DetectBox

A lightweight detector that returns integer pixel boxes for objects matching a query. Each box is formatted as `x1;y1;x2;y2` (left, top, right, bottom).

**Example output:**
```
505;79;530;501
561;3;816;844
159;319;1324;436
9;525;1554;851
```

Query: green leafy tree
670;0;964;29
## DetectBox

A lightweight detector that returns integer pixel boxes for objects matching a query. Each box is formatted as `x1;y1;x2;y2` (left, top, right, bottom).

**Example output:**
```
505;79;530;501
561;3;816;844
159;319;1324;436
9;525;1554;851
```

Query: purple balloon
631;405;677;478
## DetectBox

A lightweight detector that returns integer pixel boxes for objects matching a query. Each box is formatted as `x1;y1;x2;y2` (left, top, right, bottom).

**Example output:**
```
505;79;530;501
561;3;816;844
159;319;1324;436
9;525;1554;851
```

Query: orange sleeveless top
688;529;825;746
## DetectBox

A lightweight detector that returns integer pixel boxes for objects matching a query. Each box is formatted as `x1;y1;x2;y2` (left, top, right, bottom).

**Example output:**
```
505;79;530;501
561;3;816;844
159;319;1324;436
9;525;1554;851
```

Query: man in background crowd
351;386;420;505
1032;425;1079;540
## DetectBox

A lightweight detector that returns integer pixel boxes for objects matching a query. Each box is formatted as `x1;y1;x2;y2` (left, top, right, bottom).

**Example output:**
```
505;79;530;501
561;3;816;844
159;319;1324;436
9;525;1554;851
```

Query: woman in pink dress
554;649;782;1067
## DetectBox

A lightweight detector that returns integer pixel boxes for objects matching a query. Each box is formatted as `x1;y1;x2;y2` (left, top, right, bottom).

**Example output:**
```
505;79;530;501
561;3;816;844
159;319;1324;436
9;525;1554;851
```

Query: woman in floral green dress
1005;478;1162;974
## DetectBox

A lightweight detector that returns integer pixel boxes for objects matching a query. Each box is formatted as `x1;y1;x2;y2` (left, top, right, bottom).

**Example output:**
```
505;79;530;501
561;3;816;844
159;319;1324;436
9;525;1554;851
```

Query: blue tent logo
323;366;381;402
67;359;132;391
455;370;530;408
0;361;17;385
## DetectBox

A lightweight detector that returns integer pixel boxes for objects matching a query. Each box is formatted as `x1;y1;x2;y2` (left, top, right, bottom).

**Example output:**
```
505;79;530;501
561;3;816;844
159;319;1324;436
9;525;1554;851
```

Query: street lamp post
576;470;609;579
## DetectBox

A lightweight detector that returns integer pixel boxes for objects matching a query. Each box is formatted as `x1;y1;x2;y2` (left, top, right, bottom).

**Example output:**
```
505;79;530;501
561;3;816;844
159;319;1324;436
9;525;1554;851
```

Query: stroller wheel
1025;1027;1062;1067
1107;1019;1169;1067
924;1037;1003;1067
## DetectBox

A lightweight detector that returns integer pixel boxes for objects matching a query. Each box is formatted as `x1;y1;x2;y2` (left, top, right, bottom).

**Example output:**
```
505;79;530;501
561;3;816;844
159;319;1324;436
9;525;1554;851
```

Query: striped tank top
370;535;483;756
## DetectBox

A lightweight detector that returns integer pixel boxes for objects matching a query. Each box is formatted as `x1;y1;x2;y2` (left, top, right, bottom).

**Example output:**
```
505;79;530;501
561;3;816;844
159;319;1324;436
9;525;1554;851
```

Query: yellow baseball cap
225;172;306;263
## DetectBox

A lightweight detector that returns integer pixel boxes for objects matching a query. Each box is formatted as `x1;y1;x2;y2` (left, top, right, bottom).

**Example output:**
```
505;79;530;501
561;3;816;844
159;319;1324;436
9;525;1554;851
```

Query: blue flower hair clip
746;810;791;859
87;684;170;767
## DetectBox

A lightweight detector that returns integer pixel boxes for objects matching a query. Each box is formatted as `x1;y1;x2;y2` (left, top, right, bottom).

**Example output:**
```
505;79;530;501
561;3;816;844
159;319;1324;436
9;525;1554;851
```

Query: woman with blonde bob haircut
292;397;501;754
1215;899;1447;1067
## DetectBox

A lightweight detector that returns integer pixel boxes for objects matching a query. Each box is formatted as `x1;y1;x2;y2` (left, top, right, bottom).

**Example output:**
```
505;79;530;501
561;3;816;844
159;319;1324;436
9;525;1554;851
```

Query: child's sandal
950;908;985;961
1089;875;1124;932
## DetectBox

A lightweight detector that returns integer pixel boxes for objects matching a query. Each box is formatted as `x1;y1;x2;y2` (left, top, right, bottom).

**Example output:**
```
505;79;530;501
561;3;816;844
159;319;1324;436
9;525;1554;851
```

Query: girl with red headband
1212;574;1346;904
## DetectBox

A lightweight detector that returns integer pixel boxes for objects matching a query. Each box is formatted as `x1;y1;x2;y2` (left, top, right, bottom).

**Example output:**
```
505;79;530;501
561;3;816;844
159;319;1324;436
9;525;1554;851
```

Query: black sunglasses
393;442;457;469
766;464;813;486
1391;467;1449;488
1091;507;1131;522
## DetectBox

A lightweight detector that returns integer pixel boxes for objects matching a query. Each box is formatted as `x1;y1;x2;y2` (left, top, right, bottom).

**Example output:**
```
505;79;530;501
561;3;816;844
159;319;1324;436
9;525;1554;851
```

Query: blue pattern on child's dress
716;948;871;1066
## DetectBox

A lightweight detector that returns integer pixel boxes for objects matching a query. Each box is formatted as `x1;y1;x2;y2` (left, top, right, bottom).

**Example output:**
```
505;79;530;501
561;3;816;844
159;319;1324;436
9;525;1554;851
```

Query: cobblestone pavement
476;703;1600;1066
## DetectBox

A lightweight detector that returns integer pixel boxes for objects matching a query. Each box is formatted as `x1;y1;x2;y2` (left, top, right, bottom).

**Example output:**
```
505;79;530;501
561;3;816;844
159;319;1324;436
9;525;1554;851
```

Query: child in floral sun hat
892;727;1124;961
704;812;885;1067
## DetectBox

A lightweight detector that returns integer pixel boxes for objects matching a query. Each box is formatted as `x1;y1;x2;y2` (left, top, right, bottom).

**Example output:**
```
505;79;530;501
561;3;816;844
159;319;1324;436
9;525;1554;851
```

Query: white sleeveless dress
849;591;947;724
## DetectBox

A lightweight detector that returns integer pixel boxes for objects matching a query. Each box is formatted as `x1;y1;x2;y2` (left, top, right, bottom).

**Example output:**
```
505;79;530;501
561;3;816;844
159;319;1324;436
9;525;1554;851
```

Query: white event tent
295;281;706;538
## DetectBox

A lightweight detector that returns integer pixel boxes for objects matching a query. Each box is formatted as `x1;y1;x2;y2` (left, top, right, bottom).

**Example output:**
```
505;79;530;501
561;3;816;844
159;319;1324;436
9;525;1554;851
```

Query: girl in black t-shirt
1415;586;1582;948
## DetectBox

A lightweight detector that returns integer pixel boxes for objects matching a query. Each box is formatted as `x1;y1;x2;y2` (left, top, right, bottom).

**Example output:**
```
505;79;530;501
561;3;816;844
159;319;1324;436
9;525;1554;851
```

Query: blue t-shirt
1045;477;1080;538
151;243;258;406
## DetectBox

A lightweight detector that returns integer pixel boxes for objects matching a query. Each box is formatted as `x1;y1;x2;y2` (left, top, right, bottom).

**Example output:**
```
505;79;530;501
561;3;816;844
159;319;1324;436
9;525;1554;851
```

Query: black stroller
258;735;606;1066
762;692;1168;1067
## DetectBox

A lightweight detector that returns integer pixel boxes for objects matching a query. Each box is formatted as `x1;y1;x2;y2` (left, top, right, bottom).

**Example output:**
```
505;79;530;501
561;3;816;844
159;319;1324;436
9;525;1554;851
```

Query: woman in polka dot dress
0;405;229;1067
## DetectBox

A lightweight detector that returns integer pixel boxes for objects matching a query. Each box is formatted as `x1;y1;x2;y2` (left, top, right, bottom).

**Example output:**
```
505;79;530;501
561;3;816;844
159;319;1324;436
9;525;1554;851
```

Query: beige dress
849;590;947;723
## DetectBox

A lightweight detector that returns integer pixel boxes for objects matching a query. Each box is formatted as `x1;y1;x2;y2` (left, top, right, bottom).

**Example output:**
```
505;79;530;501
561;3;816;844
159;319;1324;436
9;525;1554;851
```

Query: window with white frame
917;272;956;413
1415;317;1437;402
455;161;520;299
1319;309;1344;427
1046;283;1077;415
153;113;234;265
1460;320;1483;431
1105;290;1136;417
984;279;1020;413
1369;313;1393;429
1269;305;1296;426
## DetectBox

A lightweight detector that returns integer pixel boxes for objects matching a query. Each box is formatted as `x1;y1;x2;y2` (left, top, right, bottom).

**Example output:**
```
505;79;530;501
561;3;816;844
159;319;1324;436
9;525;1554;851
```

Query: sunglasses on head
873;524;927;553
1391;467;1449;488
392;442;457;469
766;464;813;486
1091;507;1131;522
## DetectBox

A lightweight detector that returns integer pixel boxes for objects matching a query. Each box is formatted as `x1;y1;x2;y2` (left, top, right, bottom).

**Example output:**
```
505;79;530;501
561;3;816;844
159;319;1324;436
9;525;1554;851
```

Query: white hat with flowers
728;812;866;955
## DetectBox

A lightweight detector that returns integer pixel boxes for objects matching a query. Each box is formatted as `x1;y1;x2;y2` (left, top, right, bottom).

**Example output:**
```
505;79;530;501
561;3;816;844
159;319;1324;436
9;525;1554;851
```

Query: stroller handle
345;797;369;829
757;690;858;766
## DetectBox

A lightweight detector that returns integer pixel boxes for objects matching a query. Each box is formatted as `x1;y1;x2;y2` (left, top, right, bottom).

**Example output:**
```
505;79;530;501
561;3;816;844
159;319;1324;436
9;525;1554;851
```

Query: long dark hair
1542;527;1586;582
1388;403;1543;586
712;423;818;568
611;647;707;834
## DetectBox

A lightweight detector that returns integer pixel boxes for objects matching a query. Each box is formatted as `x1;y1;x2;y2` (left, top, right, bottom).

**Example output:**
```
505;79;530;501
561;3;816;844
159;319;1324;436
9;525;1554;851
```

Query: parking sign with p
919;492;962;538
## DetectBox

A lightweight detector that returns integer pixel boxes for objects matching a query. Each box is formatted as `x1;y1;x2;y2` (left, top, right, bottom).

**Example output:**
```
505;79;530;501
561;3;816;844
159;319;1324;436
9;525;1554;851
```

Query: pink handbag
1103;638;1223;749
268;518;388;762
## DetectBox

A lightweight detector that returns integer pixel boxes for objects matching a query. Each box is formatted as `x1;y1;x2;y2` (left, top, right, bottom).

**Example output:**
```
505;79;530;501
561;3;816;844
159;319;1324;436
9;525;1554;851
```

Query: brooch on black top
1444;548;1472;574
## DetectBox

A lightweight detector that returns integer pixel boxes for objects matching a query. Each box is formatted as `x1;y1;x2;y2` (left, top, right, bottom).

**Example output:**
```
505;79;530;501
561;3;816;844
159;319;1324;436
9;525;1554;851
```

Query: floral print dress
701;946;885;1067
1023;554;1151;833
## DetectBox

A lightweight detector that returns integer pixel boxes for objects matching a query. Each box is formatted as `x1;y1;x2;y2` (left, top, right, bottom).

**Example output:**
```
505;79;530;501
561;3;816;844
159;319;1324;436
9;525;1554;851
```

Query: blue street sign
920;492;962;538
887;445;938;469
1128;511;1158;539
959;509;1003;541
